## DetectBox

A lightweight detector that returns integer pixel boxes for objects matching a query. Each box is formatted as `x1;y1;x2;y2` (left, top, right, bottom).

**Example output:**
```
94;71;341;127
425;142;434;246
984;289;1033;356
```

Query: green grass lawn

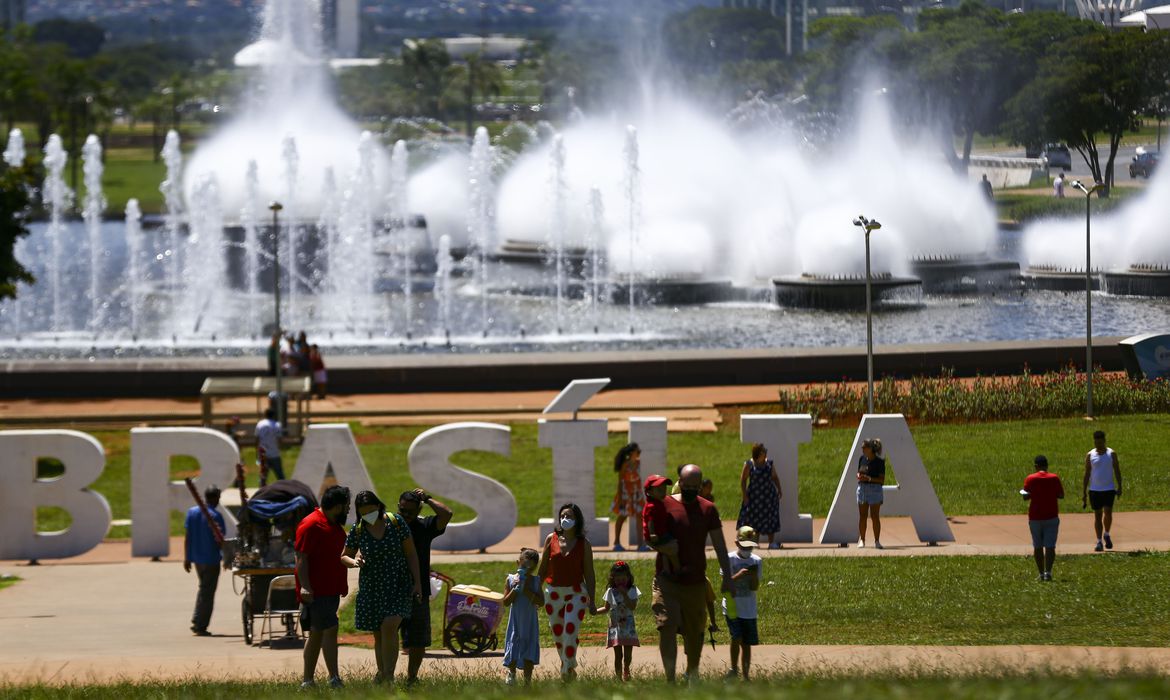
36;414;1170;538
341;552;1170;648
3;674;1170;699
101;148;168;215
0;575;18;592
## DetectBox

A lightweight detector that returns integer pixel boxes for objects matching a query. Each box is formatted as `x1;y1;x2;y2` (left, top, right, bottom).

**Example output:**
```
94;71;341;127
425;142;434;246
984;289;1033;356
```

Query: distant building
1;0;26;31
722;0;781;13
322;0;361;58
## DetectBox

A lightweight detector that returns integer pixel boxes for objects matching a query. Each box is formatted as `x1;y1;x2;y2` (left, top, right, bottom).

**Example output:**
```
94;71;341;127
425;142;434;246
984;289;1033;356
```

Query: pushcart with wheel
433;571;505;657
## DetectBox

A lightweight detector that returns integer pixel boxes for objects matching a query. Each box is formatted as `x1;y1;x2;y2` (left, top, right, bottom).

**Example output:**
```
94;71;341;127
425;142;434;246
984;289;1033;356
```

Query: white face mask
559;517;575;532
362;511;380;525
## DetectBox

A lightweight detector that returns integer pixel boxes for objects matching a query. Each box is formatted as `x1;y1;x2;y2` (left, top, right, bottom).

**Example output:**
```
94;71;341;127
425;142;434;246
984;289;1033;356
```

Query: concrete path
2;558;1169;686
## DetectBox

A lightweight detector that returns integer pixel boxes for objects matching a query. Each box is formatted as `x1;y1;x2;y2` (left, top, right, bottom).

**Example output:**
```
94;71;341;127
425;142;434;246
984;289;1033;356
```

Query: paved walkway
2;557;1168;686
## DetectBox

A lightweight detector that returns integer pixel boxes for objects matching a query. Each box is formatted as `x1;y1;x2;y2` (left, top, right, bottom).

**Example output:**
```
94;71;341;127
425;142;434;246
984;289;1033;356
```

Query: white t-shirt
1088;448;1116;491
603;585;640;610
722;551;761;619
255;418;282;458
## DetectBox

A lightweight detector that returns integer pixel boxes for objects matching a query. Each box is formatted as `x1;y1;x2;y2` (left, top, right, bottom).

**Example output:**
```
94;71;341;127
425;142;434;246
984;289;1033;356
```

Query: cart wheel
444;614;491;657
242;597;253;645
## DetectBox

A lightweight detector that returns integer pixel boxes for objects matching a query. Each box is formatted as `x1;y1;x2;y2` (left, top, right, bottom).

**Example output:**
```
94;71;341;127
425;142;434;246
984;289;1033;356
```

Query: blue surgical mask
560;517;575;532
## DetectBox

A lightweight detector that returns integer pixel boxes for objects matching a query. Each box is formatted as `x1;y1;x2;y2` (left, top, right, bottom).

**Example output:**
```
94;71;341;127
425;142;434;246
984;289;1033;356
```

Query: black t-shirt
404;513;446;579
859;455;886;480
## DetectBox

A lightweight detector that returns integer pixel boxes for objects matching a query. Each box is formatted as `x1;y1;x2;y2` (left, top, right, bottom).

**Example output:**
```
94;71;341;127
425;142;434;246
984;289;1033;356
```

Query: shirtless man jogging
1083;430;1123;552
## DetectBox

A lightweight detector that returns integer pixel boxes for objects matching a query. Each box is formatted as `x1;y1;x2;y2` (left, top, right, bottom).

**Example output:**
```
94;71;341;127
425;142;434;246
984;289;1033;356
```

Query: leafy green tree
454;53;505;137
32;18;106;59
400;39;454;118
0;165;35;300
1006;28;1165;194
801;15;905;113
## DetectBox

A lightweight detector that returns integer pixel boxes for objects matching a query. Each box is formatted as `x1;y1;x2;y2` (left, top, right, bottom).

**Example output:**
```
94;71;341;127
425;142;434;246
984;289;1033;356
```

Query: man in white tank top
1082;430;1123;552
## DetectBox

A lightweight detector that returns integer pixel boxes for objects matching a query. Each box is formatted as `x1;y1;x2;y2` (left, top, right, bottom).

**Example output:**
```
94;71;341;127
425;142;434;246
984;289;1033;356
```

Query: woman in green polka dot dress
342;490;422;685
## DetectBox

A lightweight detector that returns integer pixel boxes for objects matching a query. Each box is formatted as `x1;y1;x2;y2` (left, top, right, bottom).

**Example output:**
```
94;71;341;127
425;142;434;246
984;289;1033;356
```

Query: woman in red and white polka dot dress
537;502;598;680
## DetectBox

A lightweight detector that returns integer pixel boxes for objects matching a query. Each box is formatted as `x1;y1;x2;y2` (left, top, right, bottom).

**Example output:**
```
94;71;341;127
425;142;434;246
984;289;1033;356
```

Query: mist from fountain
468;127;495;336
281;135;300;324
184;174;227;336
435;234;453;341
388;140;413;338
1024;160;1170;272
160;130;184;299
3;128;25;167
125;199;143;337
82;135;107;330
550;134;568;334
329;131;379;333
587;187;605;330
316;166;340;296
42;135;72;333
623;126;640;335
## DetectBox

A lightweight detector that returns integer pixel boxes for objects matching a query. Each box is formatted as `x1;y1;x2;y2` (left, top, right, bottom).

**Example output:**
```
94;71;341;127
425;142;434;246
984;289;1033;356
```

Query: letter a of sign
818;415;954;545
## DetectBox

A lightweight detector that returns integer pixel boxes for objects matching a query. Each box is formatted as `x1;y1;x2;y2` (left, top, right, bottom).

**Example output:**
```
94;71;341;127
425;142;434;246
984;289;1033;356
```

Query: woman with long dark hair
857;438;886;549
536;502;597;681
738;443;783;549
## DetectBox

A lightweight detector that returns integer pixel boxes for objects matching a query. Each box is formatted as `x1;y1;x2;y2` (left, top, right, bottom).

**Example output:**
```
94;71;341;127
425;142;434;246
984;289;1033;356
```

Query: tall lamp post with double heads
269;201;285;427
1070;180;1105;418
854;215;882;414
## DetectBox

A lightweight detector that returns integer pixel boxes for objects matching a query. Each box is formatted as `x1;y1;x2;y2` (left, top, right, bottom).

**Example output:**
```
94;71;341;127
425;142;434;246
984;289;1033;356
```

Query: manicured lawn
341;552;1170;648
101;149;168;215
35;414;1170;537
4;671;1170;698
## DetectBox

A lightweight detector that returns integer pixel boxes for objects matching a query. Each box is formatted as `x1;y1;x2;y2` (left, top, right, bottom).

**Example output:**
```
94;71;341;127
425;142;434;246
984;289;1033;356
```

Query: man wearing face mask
295;485;351;689
397;488;453;685
650;464;732;684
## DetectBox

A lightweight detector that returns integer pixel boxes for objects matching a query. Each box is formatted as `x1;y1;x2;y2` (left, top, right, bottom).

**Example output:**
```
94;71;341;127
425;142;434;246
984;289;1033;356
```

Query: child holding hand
502;548;543;685
596;561;640;681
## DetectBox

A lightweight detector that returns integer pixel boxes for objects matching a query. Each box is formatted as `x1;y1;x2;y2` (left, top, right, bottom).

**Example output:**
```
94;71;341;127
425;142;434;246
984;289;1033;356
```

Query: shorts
1028;517;1060;549
726;616;759;646
299;595;340;632
1088;490;1116;511
400;597;432;648
652;575;708;659
857;482;884;505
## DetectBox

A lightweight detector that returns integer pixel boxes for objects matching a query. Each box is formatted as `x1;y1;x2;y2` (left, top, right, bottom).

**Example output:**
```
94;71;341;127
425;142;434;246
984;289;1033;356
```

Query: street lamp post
854;215;882;415
1071;180;1105;418
269;201;285;428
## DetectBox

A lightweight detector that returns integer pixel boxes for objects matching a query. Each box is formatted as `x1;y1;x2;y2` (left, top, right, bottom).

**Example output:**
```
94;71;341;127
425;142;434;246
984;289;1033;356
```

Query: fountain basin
1102;265;1170;297
772;274;922;310
1022;265;1101;292
909;255;1021;294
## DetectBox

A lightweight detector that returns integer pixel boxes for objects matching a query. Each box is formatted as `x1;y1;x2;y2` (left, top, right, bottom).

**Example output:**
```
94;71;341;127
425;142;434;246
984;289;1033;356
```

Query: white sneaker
857;539;865;548
505;674;516;686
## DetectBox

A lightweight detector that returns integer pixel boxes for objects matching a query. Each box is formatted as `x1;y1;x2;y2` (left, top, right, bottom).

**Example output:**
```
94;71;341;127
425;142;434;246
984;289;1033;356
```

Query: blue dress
502;572;541;667
738;458;780;535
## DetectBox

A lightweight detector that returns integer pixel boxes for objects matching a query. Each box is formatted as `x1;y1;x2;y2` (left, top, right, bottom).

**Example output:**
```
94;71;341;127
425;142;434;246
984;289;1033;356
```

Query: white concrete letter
819;415;954;545
290;424;376;525
131;427;240;557
625;417;667;547
0;430;112;560
538;419;610;546
408;422;515;552
741;414;814;543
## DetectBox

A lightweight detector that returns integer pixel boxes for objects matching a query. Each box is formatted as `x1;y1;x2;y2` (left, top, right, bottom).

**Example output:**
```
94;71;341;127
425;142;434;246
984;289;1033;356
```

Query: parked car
1130;149;1159;179
1041;143;1072;170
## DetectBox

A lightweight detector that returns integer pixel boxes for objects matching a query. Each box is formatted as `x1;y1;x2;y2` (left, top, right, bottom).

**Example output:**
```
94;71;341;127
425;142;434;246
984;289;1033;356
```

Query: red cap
644;474;672;490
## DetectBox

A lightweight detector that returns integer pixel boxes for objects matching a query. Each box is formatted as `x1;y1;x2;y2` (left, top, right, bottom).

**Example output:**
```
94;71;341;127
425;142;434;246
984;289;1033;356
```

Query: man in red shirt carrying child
1022;455;1064;582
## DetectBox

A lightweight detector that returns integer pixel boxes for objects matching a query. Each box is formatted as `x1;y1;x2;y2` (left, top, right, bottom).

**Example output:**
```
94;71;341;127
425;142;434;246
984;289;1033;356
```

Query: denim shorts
725;616;759;646
299;595;340;632
1028;517;1060;549
857;482;884;505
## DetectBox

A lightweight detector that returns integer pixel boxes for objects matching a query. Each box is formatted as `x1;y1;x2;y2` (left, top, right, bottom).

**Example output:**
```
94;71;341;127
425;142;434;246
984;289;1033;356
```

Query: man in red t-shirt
649;464;733;684
1023;455;1064;581
295;485;351;689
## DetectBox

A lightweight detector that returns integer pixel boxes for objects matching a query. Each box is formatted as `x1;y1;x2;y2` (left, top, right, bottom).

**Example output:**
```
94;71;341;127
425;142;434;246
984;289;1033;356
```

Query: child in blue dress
502;548;543;685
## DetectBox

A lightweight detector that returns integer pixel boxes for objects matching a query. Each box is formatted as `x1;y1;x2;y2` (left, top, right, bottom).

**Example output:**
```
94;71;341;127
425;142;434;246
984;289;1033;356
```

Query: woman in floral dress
610;442;644;552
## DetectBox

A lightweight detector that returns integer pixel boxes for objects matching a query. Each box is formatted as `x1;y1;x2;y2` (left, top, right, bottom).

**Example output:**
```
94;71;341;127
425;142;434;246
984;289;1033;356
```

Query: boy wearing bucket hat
723;525;762;680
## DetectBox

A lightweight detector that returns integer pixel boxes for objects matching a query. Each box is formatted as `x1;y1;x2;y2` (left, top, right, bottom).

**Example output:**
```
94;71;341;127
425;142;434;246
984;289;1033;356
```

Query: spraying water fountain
4;0;1170;361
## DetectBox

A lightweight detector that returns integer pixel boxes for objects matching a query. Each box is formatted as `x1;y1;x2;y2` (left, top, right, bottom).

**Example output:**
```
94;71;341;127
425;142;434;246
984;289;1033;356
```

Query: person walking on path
309;344;328;399
184;485;226;636
1053;172;1066;198
502;548;543;686
981;174;994;202
596;560;640;681
341;490;423;687
295;485;351;689
254;408;284;481
649;464;733;685
738;443;782;550
856;438;885;549
1024;455;1064;581
1084;430;1123;552
723;526;762;681
537;502;598;681
396;488;452;685
610;443;644;552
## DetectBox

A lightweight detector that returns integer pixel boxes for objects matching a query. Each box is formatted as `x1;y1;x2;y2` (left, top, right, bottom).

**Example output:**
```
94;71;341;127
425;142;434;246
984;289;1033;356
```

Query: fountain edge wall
0;338;1125;399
